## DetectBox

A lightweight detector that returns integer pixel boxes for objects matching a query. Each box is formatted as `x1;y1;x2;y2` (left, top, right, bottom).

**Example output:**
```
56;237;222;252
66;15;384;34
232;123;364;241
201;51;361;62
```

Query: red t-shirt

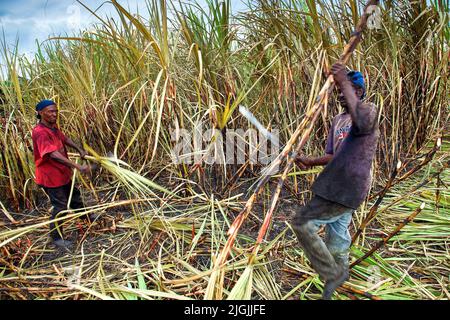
32;123;72;188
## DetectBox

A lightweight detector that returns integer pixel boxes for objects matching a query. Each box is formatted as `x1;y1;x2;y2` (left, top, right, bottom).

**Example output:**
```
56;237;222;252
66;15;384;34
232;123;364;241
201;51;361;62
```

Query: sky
0;0;247;66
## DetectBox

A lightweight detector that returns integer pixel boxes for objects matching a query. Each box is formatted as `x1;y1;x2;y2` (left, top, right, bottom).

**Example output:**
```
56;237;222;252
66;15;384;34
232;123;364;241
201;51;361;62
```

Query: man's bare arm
332;63;376;134
64;137;87;158
49;150;89;173
297;154;333;167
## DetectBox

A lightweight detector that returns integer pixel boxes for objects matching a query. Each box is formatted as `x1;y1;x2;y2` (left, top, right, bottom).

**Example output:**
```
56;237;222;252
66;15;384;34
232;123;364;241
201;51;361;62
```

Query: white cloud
0;1;149;56
0;0;248;67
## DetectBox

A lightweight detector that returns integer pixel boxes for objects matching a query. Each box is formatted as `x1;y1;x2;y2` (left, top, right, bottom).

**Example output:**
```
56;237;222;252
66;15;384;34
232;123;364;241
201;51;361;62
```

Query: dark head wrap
36;99;56;112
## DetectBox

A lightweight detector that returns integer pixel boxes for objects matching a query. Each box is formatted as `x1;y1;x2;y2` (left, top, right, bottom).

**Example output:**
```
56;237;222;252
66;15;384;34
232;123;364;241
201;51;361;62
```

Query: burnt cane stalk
395;137;442;182
368;137;441;201
352;159;402;244
371;160;449;221
354;137;441;243
350;202;426;268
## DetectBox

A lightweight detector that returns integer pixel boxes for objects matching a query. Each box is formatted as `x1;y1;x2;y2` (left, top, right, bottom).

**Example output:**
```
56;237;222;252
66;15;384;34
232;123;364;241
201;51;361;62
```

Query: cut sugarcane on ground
0;0;449;300
0;142;448;300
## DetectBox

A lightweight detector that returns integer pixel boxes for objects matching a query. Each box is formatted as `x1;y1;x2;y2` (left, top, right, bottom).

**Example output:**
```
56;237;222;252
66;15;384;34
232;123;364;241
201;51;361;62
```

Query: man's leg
292;196;349;281
325;211;353;270
291;196;352;299
66;183;84;209
63;183;92;222
43;186;69;241
315;211;352;299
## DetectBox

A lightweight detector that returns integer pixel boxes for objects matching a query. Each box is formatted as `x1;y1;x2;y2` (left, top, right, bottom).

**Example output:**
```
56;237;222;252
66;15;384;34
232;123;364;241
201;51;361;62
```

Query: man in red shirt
32;99;91;248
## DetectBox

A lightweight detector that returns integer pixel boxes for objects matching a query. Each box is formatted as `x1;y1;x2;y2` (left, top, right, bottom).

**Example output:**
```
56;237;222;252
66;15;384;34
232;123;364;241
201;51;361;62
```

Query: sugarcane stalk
354;137;441;243
352;159;402;244
0;201;17;224
435;173;441;215
221;76;333;270
368;161;449;221
209;0;380;299
282;267;381;300
250;91;329;261
368;137;441;201
395;137;441;182
350;202;426;268
220;159;249;194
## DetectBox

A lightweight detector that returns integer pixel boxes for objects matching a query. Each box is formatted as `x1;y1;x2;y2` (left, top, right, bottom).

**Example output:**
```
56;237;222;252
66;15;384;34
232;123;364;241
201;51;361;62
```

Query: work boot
322;267;349;300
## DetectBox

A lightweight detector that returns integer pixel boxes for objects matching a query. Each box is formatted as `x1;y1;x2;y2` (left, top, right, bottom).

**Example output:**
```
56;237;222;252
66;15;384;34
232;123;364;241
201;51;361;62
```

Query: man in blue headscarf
293;63;379;299
32;99;92;249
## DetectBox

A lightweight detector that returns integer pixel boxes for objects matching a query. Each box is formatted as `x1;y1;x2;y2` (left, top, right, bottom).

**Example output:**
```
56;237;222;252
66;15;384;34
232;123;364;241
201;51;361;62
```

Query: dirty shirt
312;102;379;209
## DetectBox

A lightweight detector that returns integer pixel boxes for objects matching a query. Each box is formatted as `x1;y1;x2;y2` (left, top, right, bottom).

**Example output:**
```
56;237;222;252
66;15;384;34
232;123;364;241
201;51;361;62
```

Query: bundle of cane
81;144;177;200
205;0;381;300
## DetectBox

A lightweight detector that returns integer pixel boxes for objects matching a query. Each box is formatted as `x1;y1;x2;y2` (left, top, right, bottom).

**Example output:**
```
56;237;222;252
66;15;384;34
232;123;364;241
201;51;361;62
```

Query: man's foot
53;239;73;249
322;268;349;300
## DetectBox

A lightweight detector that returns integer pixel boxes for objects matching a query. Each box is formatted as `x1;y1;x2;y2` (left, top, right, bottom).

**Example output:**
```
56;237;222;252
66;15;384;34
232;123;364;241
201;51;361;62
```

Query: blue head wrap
347;71;365;98
36;99;56;112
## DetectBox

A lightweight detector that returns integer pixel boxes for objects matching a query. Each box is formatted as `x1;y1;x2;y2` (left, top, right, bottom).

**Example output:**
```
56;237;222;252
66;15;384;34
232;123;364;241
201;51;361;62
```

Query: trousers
291;195;353;281
42;182;84;240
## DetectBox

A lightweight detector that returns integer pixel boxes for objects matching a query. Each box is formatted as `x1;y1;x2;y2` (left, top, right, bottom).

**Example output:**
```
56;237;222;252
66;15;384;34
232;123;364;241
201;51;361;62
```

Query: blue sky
0;0;247;63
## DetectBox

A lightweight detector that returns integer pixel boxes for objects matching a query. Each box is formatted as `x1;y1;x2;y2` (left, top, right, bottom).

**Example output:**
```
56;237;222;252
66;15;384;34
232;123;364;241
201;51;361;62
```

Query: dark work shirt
325;113;352;155
311;102;379;209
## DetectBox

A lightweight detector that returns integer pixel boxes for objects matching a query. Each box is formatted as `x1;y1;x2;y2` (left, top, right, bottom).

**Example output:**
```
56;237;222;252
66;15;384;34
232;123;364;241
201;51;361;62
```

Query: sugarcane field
0;0;449;302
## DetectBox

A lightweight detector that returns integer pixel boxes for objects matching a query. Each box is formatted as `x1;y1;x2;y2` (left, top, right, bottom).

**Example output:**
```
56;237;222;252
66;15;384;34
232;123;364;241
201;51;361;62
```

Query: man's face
39;104;58;124
338;85;363;108
338;91;347;107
